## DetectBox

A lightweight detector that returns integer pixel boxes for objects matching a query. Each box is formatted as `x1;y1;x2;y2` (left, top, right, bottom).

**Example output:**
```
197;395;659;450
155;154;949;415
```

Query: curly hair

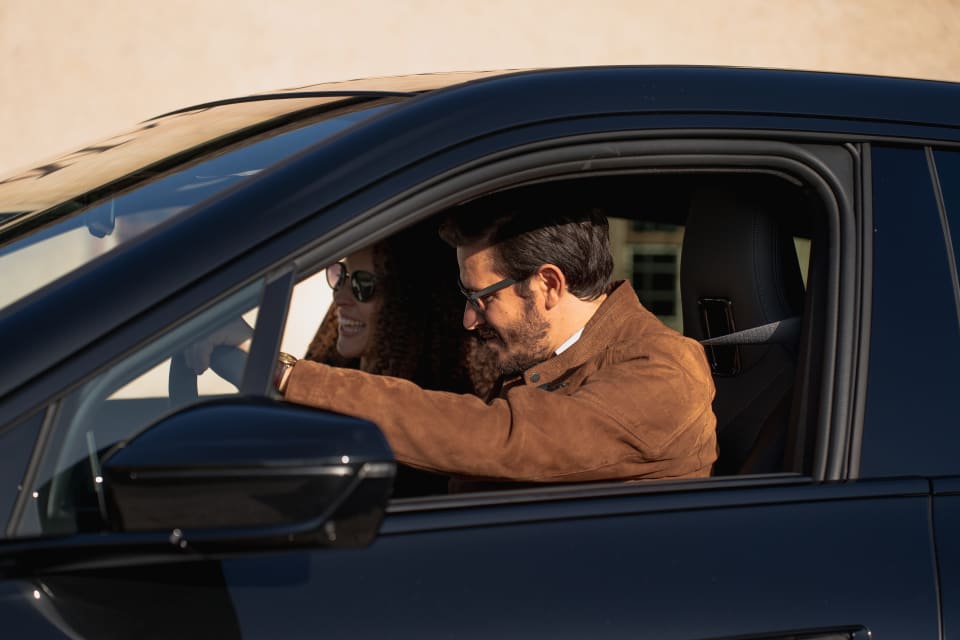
304;218;499;398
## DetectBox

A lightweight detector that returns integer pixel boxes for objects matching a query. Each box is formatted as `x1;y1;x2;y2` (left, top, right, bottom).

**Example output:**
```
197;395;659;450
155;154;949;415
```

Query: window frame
282;133;860;494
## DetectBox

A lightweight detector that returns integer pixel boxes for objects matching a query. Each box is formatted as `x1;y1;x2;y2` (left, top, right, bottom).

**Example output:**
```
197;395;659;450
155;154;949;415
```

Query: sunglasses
458;275;517;312
326;261;378;302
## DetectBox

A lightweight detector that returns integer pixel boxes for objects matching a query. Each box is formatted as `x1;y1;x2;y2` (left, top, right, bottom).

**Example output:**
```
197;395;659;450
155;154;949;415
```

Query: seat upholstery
680;189;806;475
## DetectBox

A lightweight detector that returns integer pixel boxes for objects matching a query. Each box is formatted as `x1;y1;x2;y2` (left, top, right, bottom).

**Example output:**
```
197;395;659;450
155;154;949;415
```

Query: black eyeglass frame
326;261;378;303
458;275;518;311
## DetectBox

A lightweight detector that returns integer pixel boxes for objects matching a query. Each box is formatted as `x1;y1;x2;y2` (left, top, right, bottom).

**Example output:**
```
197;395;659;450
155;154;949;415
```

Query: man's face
457;243;553;376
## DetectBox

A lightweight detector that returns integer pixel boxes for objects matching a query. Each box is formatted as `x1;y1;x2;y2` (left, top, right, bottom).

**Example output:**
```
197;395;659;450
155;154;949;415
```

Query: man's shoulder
593;281;680;339
590;281;708;364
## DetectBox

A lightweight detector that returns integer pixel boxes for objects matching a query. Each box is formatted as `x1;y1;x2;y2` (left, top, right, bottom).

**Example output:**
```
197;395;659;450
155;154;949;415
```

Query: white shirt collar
555;328;584;356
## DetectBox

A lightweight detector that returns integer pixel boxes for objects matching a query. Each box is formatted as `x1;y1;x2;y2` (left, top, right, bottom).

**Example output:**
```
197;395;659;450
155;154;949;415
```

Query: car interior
285;169;828;498
415;172;825;484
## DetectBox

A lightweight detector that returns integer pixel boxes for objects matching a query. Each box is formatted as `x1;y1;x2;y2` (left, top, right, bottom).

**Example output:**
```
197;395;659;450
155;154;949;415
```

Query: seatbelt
699;316;801;346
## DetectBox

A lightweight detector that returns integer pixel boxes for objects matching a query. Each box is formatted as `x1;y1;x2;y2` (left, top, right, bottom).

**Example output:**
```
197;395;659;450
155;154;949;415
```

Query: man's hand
183;318;254;375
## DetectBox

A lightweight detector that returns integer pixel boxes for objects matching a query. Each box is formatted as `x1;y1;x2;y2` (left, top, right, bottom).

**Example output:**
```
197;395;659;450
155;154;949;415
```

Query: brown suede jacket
284;280;718;485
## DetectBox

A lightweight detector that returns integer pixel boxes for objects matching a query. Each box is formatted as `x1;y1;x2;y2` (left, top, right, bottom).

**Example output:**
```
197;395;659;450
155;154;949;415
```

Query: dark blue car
1;66;959;639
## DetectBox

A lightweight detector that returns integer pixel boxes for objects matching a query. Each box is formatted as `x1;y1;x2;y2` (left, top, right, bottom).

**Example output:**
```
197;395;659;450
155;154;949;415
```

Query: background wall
2;0;960;177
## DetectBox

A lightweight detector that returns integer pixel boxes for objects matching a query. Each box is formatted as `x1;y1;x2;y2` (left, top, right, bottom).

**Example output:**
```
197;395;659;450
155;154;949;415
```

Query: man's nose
463;303;483;330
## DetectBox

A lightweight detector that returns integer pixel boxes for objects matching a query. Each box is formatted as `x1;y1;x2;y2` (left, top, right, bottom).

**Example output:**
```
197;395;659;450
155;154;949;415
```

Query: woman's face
332;246;383;360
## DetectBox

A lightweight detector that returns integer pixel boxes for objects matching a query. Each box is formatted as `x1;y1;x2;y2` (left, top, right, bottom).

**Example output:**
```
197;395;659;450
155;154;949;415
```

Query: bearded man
279;196;718;491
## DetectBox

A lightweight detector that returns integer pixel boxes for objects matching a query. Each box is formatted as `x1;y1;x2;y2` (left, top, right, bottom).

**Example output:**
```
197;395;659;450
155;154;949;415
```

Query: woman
304;220;498;496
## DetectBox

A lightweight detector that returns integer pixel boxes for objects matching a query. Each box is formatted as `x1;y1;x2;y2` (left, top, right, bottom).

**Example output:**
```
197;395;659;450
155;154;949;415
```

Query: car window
0;105;391;314
285;168;825;497
12;280;264;538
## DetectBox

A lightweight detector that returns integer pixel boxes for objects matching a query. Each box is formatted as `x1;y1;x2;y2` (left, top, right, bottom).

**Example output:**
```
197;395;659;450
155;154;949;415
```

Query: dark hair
305;219;499;397
439;191;613;300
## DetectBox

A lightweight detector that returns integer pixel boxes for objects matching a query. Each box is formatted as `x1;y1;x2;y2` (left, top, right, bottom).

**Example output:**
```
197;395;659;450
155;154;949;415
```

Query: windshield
0;102;393;312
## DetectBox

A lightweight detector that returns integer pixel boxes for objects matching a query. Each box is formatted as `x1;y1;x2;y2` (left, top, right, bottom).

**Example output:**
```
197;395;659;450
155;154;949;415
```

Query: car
1;65;959;639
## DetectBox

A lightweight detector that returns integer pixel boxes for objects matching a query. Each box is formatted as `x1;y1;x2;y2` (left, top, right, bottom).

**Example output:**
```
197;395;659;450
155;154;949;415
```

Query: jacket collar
516;280;639;389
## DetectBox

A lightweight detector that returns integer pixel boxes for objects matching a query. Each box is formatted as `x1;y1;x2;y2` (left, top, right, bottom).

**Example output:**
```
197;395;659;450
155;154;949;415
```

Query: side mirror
0;397;396;578
102;396;396;550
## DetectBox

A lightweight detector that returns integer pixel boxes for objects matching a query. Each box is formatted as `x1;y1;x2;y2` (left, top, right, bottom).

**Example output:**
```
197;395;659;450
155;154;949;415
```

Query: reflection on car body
0;66;959;639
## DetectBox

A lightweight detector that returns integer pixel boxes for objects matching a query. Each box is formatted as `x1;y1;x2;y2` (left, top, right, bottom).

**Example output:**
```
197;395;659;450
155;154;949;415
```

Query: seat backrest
680;189;806;475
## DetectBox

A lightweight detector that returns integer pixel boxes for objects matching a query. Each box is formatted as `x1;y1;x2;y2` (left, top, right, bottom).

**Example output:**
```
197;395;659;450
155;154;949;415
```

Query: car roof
175;65;960;129
155;69;526;115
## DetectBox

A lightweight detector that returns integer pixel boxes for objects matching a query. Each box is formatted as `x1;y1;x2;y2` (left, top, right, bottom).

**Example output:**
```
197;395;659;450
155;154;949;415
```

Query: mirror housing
101;396;396;550
0;397;395;577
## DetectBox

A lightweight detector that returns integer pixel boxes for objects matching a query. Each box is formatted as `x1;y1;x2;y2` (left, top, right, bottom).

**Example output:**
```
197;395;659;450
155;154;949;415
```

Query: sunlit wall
2;0;959;176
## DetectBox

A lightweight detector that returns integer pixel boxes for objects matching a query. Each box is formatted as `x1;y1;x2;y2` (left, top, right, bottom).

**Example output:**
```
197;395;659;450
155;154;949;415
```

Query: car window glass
0;412;43;537
13;280;264;537
0;105;390;313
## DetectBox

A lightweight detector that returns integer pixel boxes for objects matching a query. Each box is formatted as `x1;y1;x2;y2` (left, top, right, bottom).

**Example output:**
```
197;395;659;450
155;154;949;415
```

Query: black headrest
680;189;805;371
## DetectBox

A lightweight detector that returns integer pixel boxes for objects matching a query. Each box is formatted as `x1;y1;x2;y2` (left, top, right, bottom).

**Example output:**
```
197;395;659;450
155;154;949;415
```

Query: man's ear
537;264;565;310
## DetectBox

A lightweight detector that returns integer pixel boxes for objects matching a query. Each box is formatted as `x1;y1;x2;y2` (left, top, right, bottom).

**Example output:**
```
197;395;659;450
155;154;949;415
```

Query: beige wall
2;0;959;178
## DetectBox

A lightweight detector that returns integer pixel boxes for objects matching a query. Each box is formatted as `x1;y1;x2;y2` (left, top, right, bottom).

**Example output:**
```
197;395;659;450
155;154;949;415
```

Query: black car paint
1;67;959;638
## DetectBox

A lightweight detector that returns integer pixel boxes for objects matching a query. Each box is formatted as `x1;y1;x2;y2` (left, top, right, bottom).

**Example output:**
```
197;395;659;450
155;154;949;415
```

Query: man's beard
477;297;552;377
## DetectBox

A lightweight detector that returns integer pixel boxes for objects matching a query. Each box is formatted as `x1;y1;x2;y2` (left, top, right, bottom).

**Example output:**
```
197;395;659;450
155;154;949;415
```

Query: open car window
282;162;836;500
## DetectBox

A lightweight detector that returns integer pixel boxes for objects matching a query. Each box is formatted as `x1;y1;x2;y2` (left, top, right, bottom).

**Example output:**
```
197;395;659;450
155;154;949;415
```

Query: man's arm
283;340;716;483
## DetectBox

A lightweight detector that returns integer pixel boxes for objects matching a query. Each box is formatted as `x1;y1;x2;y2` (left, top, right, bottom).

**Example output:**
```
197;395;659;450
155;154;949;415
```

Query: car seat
680;188;806;475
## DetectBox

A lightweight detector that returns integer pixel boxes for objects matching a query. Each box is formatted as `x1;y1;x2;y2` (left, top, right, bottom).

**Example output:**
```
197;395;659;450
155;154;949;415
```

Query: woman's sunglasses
326;261;378;302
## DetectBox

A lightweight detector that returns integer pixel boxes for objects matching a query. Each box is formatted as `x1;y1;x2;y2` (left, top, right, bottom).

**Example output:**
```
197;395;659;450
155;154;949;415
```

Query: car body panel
934;479;960;640
861;145;960;478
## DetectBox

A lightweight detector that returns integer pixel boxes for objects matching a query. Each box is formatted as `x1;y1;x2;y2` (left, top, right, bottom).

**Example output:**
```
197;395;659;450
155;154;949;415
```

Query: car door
207;134;938;639
213;131;933;638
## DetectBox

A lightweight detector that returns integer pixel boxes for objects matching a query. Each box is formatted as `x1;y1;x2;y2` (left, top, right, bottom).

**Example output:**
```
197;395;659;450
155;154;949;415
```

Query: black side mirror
102;396;396;550
0;397;395;578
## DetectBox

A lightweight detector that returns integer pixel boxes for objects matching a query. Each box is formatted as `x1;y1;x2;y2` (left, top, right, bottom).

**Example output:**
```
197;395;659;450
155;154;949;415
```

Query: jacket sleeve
283;339;716;482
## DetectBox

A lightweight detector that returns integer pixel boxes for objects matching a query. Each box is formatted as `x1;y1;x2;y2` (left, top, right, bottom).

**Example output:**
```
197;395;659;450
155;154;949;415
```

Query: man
278;199;717;488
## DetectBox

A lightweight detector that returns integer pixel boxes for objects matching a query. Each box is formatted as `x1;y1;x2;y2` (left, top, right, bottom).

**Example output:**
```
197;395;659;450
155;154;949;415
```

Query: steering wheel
168;345;248;407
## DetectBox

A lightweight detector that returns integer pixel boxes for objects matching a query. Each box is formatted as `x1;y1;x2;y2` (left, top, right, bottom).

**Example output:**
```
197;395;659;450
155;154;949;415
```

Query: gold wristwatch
274;352;298;393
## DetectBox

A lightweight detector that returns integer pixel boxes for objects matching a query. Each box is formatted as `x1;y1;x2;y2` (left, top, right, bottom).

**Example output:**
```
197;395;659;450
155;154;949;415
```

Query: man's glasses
458;276;517;311
327;261;378;303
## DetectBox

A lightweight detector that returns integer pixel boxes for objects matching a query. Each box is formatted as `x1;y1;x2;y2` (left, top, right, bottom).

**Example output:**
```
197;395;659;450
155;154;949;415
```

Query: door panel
219;483;936;639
